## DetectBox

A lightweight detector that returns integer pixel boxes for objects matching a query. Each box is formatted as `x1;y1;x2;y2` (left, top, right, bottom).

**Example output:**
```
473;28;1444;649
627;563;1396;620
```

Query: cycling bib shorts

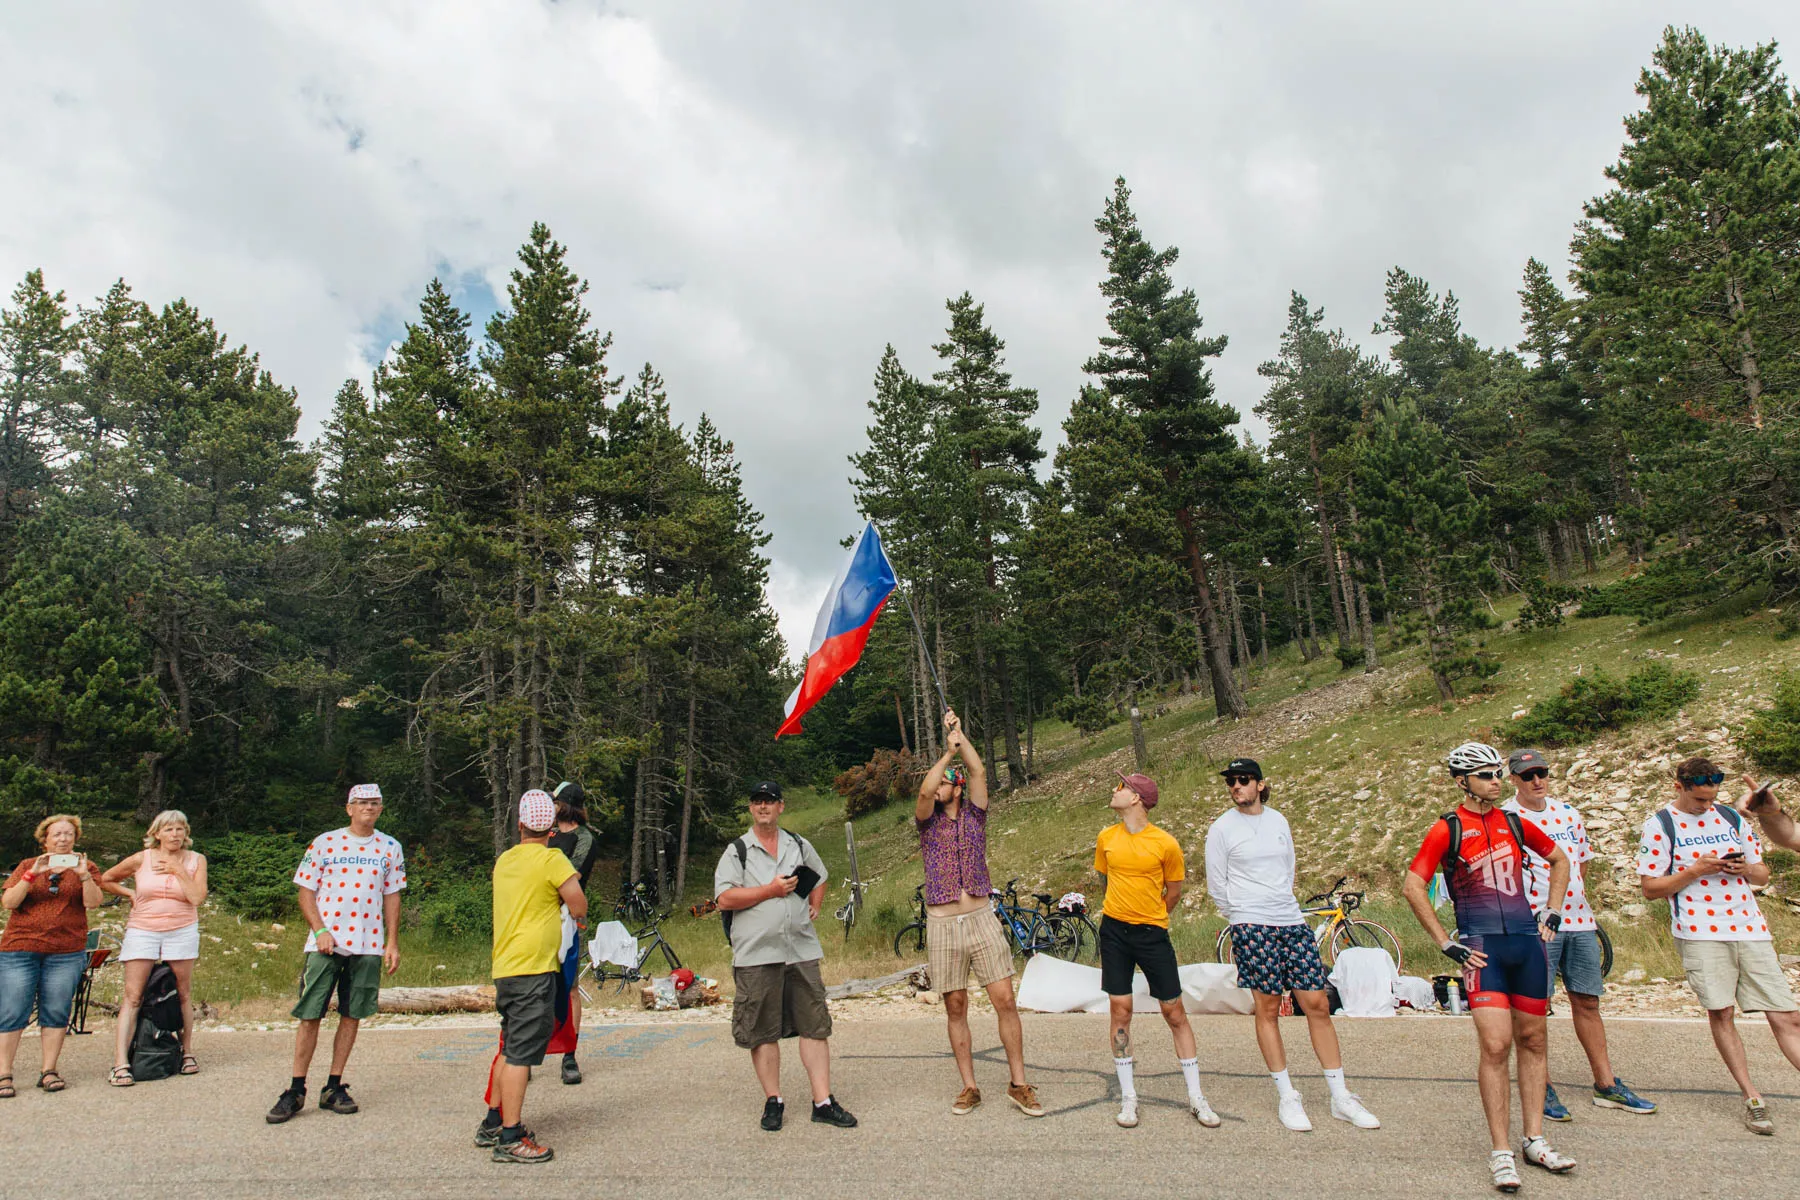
1461;933;1550;1015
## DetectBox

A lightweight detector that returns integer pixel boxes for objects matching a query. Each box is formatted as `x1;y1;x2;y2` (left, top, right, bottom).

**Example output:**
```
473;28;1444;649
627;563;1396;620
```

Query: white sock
1179;1056;1202;1100
1322;1068;1349;1099
1114;1057;1136;1099
1271;1068;1298;1099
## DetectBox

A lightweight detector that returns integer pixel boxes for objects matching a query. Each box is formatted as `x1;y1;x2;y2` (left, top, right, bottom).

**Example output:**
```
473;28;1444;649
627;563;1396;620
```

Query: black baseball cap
1220;758;1263;780
748;781;783;801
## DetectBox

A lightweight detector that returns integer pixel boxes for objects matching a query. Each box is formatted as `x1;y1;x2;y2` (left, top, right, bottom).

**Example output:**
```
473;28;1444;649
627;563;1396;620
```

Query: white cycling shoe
1490;1151;1522;1193
1522;1135;1576;1173
1330;1092;1381;1129
1277;1093;1312;1131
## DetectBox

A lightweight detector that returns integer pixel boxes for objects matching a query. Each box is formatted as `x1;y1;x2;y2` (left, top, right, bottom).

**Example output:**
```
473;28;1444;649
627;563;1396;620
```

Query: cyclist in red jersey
1403;743;1575;1193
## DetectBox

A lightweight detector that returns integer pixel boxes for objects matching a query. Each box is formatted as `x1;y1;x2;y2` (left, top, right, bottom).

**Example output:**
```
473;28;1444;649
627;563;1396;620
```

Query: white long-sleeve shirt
1205;806;1304;927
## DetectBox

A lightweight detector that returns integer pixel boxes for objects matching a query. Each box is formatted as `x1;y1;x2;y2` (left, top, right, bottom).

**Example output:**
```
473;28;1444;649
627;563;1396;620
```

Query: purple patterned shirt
918;802;992;905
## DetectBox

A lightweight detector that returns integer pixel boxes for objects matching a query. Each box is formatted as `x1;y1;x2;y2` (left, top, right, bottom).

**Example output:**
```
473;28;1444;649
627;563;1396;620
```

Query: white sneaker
1116;1096;1138;1128
1330;1091;1381;1129
1277;1092;1312;1131
1190;1095;1221;1128
1522;1135;1576;1173
1489;1151;1522;1193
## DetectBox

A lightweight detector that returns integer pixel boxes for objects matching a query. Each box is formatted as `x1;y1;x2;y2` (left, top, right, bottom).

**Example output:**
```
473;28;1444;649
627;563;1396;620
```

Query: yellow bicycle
1214;876;1404;974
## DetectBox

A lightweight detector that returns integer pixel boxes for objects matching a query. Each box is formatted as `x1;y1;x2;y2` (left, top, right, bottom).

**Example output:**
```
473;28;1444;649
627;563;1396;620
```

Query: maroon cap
1117;772;1159;809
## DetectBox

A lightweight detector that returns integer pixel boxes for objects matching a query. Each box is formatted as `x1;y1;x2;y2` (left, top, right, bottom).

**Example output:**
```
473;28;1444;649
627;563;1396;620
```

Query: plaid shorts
1228;923;1330;996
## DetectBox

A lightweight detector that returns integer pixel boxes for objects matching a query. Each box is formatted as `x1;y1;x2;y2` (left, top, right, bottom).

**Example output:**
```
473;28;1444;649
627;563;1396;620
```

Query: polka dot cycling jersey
1503;797;1595;932
293;828;407;955
1635;805;1769;941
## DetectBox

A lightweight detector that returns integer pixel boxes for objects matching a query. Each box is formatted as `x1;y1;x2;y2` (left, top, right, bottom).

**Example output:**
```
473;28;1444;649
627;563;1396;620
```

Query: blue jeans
1547;929;1606;998
0;950;88;1032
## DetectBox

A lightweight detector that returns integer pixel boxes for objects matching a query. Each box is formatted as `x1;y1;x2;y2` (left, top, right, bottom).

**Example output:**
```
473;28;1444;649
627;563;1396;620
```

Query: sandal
109;1066;135;1087
179;1055;198;1076
37;1070;66;1092
0;1075;14;1099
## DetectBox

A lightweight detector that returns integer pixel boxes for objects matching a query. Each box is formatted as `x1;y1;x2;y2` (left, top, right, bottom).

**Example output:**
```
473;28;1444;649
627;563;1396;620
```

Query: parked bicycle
835;820;866;938
1030;889;1099;963
586;909;683;992
992;877;1058;960
615;878;657;927
893;885;928;958
1214;876;1404;973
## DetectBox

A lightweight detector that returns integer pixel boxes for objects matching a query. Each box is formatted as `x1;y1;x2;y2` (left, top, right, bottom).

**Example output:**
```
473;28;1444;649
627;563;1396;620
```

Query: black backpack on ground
129;961;184;1081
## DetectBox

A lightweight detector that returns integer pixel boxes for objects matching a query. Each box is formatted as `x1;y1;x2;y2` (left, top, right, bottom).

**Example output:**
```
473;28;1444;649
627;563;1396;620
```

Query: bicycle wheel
1329;918;1403;974
1215;927;1234;965
1021;911;1057;958
1044;914;1082;961
1596;924;1614;978
894;921;927;959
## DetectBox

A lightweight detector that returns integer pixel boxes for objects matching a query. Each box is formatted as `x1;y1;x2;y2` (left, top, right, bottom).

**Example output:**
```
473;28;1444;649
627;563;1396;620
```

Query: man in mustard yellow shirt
479;789;587;1164
1095;772;1217;1130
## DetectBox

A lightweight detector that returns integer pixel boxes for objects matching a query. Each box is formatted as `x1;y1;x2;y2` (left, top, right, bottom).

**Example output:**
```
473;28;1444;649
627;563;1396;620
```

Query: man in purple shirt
915;709;1042;1118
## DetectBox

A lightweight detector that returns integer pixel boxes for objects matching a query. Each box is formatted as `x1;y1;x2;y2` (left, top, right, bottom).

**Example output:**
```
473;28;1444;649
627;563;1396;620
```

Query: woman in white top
1204;758;1379;1133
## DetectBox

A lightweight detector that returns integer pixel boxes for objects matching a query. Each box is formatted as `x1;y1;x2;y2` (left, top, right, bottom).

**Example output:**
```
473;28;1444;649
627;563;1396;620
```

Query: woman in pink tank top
100;810;208;1085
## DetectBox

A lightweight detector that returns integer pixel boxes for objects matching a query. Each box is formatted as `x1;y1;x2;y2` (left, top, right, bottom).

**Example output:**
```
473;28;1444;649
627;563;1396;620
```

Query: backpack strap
1716;804;1744;833
1501;810;1528;857
1437;812;1463;872
1655;808;1679;875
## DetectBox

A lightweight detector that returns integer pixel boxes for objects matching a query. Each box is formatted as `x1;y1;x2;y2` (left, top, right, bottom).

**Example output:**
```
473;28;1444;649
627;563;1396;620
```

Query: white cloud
3;0;1795;659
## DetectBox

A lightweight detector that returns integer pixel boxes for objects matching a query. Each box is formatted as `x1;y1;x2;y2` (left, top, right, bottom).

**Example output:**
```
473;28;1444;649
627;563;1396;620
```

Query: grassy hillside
63;562;1800;1016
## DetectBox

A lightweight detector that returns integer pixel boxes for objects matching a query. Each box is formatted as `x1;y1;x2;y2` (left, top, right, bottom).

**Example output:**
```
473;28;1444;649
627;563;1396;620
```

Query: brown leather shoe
951;1086;981;1115
1008;1082;1045;1117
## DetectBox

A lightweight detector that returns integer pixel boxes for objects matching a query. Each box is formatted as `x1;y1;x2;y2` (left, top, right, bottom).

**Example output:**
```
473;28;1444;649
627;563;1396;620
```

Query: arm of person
1162;878;1183;913
101;851;143;891
1639;858;1725;901
297;886;334;955
1203;823;1231;922
1161;837;1186;915
557;872;588;922
1542;846;1571;938
1740;776;1800;852
717;878;794;911
80;858;104;908
169;853;208;906
1402;869;1466;959
807;881;825;922
916;743;957;821
382;890;402;974
955;730;988;811
1;860;41;911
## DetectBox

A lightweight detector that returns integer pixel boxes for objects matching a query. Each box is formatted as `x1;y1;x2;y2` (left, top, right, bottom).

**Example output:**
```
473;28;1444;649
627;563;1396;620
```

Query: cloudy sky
4;1;1793;656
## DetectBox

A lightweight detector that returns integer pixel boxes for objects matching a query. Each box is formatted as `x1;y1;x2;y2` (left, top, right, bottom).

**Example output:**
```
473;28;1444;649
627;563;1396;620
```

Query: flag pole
872;521;949;716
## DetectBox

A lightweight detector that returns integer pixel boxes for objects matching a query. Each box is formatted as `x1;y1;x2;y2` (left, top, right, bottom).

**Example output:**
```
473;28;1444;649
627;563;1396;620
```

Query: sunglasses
1224;775;1259;787
1514;768;1549;782
1681;773;1726;787
1465;770;1505;782
749;796;782;805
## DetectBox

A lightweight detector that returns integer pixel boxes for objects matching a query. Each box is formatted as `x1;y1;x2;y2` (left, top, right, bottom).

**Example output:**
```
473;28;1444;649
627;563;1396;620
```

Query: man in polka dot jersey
1637;756;1800;1135
266;783;407;1124
1503;749;1656;1119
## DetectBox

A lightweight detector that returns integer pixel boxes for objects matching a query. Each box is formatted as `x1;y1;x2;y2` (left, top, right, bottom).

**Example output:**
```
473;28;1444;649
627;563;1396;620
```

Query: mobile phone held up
47;853;81;870
1748;783;1777;812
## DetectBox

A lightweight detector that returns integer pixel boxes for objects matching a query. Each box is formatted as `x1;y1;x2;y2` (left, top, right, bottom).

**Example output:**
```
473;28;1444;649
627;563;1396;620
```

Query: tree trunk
995;653;1027;790
1127;684;1148;769
482;647;508;856
1302;568;1322;661
675;645;699;903
1176;506;1247;718
1228;565;1252;677
1310;436;1352;646
1254;579;1269;669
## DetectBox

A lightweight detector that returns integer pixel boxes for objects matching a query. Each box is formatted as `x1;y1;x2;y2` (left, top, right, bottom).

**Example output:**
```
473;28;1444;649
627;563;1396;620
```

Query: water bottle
1445;978;1465;1014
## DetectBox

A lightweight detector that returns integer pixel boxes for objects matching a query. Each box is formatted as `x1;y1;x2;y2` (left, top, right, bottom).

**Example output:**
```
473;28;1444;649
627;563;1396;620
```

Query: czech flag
777;522;898;737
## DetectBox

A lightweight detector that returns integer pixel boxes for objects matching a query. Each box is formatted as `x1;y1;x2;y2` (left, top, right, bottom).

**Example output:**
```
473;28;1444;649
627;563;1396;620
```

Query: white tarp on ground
1015;954;1255;1015
587;920;638;969
1392;974;1436;1011
1329;947;1399;1017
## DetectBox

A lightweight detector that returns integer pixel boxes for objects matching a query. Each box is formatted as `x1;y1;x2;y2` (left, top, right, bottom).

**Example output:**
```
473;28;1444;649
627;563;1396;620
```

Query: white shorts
120;922;201;962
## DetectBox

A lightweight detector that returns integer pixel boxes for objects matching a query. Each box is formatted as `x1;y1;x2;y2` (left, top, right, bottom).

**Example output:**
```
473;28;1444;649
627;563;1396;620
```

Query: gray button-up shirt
714;827;829;968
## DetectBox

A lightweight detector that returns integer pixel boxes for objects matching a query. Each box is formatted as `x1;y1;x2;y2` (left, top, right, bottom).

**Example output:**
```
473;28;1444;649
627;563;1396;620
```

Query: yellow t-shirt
492;843;577;979
1094;822;1185;928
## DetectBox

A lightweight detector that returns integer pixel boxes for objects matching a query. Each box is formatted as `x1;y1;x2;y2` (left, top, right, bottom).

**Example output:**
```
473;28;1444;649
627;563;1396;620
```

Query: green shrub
202;832;304;918
1517;577;1577;630
413;876;493;940
1576;554;1709;621
1739;671;1800;774
1507;662;1700;747
1333;643;1364;671
1054;692;1116;733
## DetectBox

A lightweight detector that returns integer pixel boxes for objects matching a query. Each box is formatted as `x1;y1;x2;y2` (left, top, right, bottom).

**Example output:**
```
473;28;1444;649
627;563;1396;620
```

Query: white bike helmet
1445;741;1505;776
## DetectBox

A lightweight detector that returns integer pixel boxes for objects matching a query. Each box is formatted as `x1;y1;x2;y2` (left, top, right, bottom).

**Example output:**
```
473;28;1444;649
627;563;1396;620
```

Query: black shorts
1463;933;1551;1016
495;972;557;1066
1099;915;1182;1002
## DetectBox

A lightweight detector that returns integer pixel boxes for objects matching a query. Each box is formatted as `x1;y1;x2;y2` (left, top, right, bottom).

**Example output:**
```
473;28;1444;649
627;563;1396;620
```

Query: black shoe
761;1096;784;1132
561;1055;582;1085
266;1087;305;1124
319;1082;359;1114
811;1096;857;1128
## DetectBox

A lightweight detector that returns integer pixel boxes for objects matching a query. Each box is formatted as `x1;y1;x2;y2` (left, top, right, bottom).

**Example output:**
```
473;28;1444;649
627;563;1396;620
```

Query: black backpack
1437;809;1530;873
720;829;814;945
129;962;184;1082
1653;805;1744;874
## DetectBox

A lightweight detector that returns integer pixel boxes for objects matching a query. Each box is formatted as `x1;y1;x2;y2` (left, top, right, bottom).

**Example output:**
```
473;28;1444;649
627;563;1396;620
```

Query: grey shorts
496;972;557;1066
732;959;833;1049
1547;929;1605;998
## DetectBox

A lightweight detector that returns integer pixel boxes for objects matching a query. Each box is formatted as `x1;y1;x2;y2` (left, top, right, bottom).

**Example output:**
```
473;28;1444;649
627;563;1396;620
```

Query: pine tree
1085;178;1249;718
0;272;75;567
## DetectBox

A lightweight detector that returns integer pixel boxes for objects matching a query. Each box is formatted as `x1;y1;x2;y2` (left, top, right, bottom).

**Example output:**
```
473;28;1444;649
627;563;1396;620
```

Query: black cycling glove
1537;911;1562;934
1440;940;1475;965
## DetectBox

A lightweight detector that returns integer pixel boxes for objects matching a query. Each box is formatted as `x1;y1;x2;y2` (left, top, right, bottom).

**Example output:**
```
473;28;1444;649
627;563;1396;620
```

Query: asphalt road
5;1011;1798;1198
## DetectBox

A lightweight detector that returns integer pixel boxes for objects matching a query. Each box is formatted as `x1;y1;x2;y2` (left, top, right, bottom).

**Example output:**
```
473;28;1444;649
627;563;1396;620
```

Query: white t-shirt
1634;805;1769;942
1503;797;1596;932
1204;806;1304;927
294;828;407;955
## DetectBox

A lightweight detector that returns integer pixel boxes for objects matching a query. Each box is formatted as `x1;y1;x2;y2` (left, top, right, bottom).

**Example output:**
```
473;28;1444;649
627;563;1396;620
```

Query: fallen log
826;965;927;1000
377;985;496;1014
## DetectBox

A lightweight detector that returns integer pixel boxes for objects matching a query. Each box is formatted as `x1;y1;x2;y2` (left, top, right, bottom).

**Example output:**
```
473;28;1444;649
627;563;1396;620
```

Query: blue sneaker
1592;1077;1656;1114
1543;1085;1571;1122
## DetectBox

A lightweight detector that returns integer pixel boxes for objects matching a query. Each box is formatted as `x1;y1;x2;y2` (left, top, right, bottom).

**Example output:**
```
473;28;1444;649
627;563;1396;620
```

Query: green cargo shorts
292;952;383;1021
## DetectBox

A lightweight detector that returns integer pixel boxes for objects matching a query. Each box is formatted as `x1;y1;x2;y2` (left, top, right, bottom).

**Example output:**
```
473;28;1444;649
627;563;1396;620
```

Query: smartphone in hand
47;853;81;870
1748;783;1776;812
